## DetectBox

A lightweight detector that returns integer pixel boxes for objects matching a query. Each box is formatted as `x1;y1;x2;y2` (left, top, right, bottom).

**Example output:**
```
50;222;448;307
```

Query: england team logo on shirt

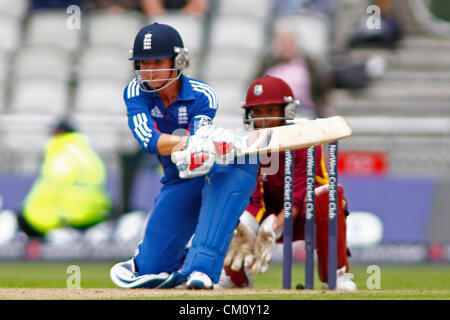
178;106;188;124
254;84;263;96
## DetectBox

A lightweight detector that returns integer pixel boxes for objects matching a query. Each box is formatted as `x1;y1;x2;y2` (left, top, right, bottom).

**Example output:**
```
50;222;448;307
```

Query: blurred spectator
17;120;111;239
331;54;385;90
257;18;386;118
276;0;337;19
256;19;330;118
119;148;162;215
429;0;450;22
88;0;141;13
31;0;84;10
347;0;403;49
141;0;209;17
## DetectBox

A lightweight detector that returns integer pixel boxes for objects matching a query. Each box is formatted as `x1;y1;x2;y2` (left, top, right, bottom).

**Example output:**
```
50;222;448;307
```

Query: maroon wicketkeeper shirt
246;145;328;222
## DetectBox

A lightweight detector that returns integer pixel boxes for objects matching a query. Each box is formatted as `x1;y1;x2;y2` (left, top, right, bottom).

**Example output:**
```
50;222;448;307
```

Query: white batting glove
248;214;283;275
194;125;237;164
224;211;259;271
174;135;216;179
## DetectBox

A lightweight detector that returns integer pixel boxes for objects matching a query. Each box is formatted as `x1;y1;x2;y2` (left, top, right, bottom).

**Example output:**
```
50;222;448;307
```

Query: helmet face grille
134;67;182;93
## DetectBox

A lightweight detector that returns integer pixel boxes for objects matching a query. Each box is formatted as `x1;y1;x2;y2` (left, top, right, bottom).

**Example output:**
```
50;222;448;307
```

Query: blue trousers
134;160;258;282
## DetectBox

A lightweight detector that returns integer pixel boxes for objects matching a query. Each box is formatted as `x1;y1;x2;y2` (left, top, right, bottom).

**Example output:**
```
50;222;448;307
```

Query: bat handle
171;150;188;164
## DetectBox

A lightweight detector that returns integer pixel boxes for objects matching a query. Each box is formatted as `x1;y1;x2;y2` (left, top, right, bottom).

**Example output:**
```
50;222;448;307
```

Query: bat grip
171;150;188;164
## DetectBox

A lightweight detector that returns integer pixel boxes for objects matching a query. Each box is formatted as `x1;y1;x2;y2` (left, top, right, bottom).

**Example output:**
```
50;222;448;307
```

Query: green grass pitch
0;261;449;299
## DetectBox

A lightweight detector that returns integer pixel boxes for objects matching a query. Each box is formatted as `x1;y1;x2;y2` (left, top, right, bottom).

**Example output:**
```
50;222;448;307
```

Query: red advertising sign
338;151;389;175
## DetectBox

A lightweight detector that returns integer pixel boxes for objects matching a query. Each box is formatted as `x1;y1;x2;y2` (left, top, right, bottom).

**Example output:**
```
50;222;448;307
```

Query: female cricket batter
110;23;258;289
219;75;357;291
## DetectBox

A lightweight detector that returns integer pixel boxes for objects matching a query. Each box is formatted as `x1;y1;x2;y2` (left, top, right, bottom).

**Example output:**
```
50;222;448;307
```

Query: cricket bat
171;116;352;164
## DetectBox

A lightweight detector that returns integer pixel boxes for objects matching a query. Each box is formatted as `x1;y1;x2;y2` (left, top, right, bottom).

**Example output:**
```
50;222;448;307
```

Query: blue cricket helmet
129;23;184;61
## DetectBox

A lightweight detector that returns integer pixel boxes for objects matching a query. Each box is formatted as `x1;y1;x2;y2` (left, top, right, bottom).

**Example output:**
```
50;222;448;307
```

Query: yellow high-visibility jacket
23;132;111;234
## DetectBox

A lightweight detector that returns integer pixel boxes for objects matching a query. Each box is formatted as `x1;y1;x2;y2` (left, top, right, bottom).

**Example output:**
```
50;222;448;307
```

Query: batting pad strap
239;210;259;234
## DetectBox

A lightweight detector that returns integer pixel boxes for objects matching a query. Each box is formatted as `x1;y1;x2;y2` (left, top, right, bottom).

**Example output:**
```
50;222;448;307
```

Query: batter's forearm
157;134;188;156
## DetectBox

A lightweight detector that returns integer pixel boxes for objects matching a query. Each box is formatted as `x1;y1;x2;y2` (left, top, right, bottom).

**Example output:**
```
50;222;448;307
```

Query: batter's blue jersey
124;75;218;182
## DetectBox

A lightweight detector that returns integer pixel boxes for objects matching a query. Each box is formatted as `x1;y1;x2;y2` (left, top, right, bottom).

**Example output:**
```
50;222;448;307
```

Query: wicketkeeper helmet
242;75;300;127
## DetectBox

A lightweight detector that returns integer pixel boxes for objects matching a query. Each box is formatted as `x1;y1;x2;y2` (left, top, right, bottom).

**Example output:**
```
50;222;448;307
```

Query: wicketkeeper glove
224;211;259;271
172;135;216;179
248;214;283;275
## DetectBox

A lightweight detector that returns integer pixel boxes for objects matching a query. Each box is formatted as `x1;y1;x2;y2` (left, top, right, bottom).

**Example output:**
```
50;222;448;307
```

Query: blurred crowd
0;0;404;120
0;0;407;247
31;0;209;16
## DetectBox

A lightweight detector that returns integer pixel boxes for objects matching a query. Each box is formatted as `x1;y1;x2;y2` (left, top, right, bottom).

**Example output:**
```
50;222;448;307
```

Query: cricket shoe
336;266;357;291
110;259;185;289
186;271;213;290
215;266;253;289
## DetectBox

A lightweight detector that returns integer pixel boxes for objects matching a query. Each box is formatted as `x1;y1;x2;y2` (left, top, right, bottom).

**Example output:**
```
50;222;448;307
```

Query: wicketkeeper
218;76;357;291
